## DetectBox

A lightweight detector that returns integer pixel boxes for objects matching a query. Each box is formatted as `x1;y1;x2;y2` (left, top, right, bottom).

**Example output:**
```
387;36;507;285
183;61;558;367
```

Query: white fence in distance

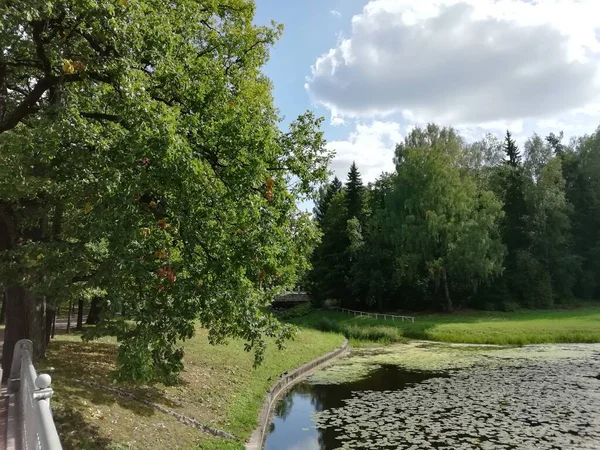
330;307;416;323
8;339;63;450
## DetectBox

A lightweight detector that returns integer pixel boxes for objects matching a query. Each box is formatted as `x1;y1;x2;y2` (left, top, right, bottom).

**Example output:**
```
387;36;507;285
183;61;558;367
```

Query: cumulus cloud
330;9;341;18
306;0;600;125
327;121;402;182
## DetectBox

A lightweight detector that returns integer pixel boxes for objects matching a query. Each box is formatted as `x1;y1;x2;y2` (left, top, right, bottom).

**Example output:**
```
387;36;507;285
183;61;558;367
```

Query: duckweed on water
307;342;600;385
312;354;600;449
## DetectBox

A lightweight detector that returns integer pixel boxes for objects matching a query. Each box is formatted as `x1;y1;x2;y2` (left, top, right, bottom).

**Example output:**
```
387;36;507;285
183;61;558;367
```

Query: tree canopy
0;0;331;380
310;123;600;313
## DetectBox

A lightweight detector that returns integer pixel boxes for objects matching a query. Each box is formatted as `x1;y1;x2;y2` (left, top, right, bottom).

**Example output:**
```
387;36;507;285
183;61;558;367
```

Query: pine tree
501;130;528;255
308;192;350;305
331;176;343;193
504;130;522;167
346;162;365;222
314;177;342;224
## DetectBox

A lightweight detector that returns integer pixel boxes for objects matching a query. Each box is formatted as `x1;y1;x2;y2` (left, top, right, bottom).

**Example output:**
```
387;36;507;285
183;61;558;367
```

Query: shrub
314;317;342;333
279;303;314;320
499;301;520;312
344;325;400;343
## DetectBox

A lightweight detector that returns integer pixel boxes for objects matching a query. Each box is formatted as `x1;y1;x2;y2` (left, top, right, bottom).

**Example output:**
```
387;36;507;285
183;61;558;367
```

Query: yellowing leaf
84;202;93;214
154;249;168;259
62;59;75;74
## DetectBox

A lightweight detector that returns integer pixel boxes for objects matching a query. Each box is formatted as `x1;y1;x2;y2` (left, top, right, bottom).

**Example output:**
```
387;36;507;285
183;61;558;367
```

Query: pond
264;343;600;450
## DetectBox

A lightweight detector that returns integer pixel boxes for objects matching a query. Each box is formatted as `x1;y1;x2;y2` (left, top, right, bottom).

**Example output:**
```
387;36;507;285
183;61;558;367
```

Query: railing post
8;339;63;450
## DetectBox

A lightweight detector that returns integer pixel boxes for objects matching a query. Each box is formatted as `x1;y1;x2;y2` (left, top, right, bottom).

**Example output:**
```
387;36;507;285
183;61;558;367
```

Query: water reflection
264;365;442;450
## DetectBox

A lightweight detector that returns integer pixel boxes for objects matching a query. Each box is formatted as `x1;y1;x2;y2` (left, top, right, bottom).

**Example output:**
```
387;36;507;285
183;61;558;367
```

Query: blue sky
255;0;364;126
253;0;362;136
253;0;600;184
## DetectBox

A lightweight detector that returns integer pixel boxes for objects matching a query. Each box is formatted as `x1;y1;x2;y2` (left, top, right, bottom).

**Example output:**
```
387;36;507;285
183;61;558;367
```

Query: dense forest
307;124;600;312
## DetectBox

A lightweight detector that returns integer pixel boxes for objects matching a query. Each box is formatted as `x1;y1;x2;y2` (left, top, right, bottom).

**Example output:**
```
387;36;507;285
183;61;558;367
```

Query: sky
254;0;600;184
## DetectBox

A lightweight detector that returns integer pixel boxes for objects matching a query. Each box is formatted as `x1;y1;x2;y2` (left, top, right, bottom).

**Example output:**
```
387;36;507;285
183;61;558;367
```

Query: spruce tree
314;177;342;224
504;130;522;167
346;162;365;222
308;192;350;305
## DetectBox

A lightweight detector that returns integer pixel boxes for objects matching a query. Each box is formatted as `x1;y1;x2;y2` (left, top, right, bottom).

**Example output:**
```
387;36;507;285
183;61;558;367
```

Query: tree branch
0;77;52;133
31;20;52;75
76;30;116;58
0;72;92;134
80;112;121;123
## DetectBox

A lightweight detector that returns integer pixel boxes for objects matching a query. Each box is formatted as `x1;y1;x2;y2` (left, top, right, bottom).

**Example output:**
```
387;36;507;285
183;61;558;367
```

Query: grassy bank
293;307;600;346
39;327;344;450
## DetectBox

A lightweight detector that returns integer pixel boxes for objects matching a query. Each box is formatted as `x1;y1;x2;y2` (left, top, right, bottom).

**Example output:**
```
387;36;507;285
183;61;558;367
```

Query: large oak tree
0;0;331;380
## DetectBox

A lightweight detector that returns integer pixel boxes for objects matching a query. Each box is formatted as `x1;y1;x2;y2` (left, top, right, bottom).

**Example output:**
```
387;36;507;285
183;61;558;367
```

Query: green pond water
263;342;600;449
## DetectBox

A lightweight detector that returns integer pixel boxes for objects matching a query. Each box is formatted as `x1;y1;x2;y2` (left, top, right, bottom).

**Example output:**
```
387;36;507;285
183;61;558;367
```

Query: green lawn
294;307;600;346
40;327;344;450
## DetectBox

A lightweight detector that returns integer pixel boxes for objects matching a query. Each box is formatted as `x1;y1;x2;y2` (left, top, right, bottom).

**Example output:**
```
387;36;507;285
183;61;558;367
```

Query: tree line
308;124;600;312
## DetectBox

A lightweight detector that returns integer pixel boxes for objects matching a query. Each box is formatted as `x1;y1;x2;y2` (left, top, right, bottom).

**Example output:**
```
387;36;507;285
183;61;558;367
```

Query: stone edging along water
245;339;350;450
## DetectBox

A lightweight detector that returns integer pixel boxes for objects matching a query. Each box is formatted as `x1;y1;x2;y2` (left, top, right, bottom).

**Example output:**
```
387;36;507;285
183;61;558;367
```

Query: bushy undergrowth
314;317;403;344
277;303;314;320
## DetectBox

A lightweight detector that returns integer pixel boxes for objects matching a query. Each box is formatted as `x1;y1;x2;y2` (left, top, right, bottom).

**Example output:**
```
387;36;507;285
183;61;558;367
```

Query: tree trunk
86;296;101;325
441;267;453;313
1;207;47;379
30;296;46;360
2;287;46;378
3;287;29;378
45;308;55;345
51;309;56;338
0;291;5;324
66;300;72;334
76;298;84;330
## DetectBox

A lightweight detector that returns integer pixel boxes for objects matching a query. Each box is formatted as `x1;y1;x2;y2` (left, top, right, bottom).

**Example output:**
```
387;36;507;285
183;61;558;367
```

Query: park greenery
294;307;600;346
3;1;600;449
1;0;599;403
0;0;331;381
39;326;344;449
308;125;600;313
40;306;600;449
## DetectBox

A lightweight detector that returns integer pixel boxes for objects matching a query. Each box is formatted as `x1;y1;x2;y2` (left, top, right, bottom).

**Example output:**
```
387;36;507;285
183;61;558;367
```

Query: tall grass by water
294;307;600;346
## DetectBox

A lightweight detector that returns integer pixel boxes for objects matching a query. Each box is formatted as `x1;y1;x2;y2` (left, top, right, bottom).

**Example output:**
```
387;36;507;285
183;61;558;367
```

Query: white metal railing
8;339;63;450
330;306;416;323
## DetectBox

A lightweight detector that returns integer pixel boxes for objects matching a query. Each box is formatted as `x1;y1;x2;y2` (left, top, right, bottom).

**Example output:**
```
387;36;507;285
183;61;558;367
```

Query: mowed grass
293;307;600;346
39;327;344;450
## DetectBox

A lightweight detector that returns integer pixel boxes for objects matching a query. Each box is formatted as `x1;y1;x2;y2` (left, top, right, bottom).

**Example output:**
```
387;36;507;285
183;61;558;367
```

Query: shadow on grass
41;338;185;414
53;402;115;450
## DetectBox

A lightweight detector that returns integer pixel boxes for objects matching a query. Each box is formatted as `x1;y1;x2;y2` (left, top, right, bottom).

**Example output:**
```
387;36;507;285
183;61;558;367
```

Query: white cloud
327;121;402;182
288;435;319;450
330;9;341;18
331;116;346;126
306;0;600;126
